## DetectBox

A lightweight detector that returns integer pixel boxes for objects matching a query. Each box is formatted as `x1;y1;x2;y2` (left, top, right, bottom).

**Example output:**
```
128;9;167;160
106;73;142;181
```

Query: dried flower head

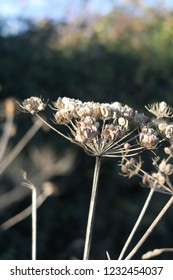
120;157;142;178
145;101;173;119
139;126;159;149
20;97;46;114
20;96;151;157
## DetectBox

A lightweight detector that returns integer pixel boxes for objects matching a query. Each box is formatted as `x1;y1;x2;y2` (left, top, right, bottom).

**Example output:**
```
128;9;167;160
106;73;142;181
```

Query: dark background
0;1;173;259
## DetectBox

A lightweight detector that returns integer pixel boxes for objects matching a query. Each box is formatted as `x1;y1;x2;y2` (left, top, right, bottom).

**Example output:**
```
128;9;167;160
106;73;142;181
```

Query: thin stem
1;191;48;231
83;156;101;260
118;188;154;260
0;101;14;162
125;195;173;260
32;185;37;260
36;114;72;142
0;119;42;175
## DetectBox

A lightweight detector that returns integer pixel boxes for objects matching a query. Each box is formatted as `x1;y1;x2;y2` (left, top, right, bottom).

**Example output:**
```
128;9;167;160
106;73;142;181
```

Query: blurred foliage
1;3;173;259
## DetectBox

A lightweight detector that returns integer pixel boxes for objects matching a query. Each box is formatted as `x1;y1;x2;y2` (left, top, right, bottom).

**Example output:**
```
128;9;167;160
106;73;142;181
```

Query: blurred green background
0;0;173;260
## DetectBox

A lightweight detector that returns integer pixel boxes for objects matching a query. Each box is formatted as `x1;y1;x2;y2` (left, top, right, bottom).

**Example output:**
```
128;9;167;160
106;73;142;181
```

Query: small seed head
22;97;46;114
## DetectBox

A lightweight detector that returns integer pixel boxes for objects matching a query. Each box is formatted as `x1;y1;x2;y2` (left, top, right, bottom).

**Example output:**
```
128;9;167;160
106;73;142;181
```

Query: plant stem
83;156;101;260
118;188;154;260
0;119;42;175
125;195;173;260
32;185;37;260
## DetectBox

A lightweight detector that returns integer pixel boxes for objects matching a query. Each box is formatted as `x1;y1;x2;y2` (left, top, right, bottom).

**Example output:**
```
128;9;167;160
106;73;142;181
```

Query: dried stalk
125;195;173;260
83;156;101;260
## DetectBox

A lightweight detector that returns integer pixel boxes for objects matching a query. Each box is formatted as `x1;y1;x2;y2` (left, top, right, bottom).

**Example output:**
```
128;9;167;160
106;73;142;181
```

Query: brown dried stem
125;195;173;260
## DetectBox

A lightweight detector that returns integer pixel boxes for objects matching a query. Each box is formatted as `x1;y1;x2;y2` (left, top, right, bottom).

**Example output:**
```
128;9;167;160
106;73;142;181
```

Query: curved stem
36;114;72;142
125;195;173;260
118;188;154;260
83;156;101;260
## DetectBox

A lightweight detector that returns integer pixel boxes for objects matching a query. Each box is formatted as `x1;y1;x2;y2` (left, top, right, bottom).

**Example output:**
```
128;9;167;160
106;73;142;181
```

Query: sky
0;0;173;34
0;0;115;21
0;0;173;22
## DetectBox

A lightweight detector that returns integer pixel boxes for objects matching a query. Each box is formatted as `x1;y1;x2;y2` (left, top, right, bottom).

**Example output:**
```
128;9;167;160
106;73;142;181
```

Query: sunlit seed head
145;101;173;119
139;127;159;149
22;97;46;114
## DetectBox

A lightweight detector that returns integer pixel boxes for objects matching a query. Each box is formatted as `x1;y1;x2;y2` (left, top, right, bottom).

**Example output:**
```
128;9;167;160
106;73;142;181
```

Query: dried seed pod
158;121;167;132
157;174;166;185
142;173;151;185
158;159;167;173
124;143;131;150
152;172;166;186
165;124;173;139
100;103;112;119
164;146;172;155
165;164;173;175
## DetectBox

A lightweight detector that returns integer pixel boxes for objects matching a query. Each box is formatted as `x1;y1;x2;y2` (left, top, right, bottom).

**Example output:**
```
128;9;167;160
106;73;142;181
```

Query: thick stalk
118;188;154;260
125;195;173;260
83;156;101;260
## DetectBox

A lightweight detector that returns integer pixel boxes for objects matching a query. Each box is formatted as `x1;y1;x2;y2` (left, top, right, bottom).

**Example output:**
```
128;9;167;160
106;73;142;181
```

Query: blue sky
0;0;115;20
0;0;173;21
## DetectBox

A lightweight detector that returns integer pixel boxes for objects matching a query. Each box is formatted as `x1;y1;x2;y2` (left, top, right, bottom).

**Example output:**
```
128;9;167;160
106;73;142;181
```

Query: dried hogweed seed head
22;96;46;114
139;126;159;149
145;101;173;119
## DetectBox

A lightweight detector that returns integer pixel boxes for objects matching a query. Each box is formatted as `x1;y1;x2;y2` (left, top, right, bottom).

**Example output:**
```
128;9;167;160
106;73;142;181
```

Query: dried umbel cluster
145;101;173;141
51;97;150;156
20;96;46;115
121;144;173;195
139;127;159;149
20;97;167;157
145;101;173;119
